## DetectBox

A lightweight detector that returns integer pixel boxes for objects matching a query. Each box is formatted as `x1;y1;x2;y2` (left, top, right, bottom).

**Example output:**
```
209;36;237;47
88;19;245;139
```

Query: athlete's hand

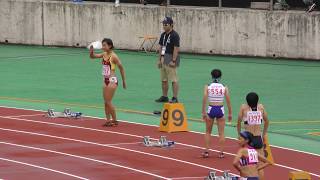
263;134;267;142
89;45;94;58
122;81;127;89
202;113;208;121
89;45;93;53
228;113;232;122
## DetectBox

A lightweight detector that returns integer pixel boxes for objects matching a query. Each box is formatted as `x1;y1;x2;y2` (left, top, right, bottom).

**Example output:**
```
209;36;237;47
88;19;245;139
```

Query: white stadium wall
1;0;320;60
0;0;43;45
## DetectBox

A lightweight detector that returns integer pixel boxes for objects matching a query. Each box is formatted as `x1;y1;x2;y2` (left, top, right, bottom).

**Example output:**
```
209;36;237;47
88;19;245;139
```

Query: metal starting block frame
46;108;82;119
205;170;239;180
143;136;175;148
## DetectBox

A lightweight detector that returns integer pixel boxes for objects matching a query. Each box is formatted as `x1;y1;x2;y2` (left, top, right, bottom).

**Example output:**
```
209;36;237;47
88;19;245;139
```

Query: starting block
143;136;175;148
205;171;217;180
289;171;311;180
205;170;239;180
46;108;82;119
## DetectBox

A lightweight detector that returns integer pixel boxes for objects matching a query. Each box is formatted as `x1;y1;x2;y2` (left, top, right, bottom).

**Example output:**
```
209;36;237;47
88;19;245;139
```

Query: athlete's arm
225;86;232;122
113;55;126;89
89;46;103;59
261;105;269;140
202;85;208;121
233;149;243;172
237;105;244;138
257;153;273;171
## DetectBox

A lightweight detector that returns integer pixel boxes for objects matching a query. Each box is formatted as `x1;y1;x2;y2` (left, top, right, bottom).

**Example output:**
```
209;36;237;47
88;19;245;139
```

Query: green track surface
0;44;319;154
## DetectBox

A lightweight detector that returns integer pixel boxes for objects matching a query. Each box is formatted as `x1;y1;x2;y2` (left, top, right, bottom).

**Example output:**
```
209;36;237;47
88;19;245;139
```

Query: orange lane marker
159;103;189;133
307;132;320;136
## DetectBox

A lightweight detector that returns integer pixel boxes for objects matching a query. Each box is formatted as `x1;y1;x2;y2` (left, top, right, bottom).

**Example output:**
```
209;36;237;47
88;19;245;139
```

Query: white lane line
0;107;319;177
0;157;88;180
5;113;44;118
171;176;206;179
0;141;170;180
1;105;319;157
0;115;319;177
106;142;142;146
0;127;232;176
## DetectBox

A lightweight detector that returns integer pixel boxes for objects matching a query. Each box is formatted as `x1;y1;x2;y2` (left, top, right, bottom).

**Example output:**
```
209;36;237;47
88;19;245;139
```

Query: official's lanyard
162;33;171;47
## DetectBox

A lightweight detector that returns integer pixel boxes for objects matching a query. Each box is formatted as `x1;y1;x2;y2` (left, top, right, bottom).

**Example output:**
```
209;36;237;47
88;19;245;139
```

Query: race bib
246;111;262;125
208;86;225;97
248;149;258;163
109;76;118;83
102;65;111;77
161;46;166;55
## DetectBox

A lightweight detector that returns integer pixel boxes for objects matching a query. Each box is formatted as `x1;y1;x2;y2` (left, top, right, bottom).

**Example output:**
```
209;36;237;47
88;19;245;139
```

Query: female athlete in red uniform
90;38;126;127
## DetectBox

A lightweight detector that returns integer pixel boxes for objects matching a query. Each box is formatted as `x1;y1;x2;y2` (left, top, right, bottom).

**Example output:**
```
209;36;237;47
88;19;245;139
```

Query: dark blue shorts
247;177;259;180
207;105;224;119
250;135;264;149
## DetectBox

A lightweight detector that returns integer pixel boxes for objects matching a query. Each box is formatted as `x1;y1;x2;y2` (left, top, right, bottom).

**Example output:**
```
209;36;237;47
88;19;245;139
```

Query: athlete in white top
202;69;232;158
237;92;269;180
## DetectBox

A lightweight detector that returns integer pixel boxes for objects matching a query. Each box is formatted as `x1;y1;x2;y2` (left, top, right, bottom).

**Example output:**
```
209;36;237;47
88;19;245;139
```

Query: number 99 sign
159;103;189;133
162;109;184;126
